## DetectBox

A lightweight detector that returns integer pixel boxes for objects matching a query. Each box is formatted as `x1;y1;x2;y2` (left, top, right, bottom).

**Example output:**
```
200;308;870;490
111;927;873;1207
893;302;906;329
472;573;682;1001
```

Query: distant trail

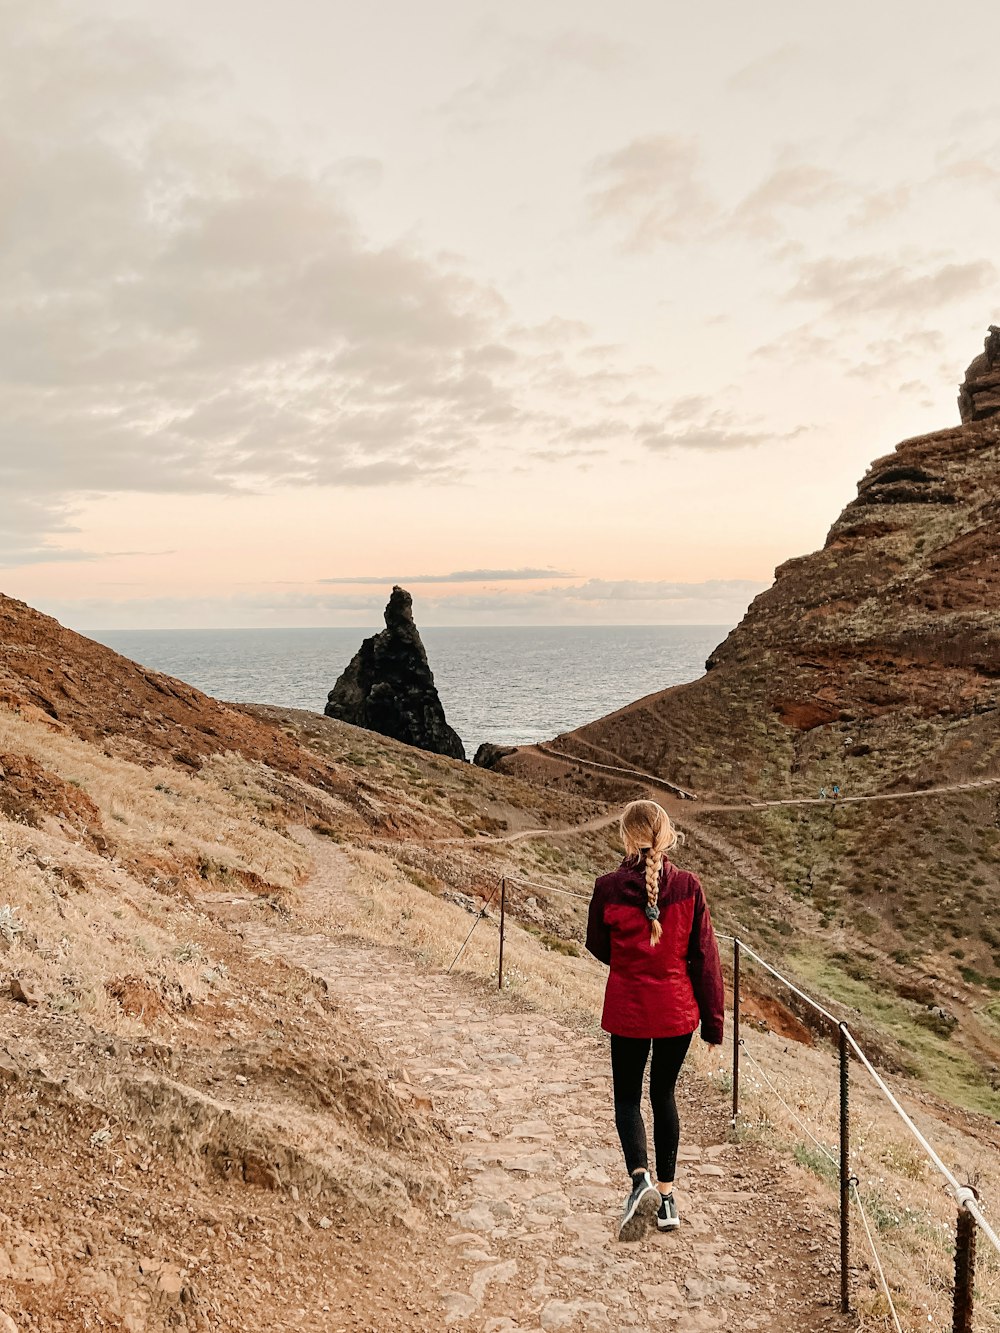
534;744;1000;814
436;747;1000;851
534;743;697;800
421;810;620;849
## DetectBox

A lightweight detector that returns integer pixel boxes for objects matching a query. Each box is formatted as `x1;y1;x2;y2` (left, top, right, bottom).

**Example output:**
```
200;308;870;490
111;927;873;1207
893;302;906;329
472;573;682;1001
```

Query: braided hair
619;799;680;946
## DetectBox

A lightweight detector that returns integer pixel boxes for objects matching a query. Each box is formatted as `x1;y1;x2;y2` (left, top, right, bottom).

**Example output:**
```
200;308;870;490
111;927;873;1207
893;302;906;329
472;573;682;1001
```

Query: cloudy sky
2;0;999;628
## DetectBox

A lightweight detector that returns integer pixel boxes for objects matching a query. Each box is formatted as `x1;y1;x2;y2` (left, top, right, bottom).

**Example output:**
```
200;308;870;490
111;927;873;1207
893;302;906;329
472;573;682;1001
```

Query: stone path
237;835;848;1333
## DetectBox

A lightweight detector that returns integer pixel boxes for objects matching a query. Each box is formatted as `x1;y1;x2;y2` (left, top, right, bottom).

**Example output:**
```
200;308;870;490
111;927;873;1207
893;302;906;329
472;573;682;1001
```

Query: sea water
89;625;729;755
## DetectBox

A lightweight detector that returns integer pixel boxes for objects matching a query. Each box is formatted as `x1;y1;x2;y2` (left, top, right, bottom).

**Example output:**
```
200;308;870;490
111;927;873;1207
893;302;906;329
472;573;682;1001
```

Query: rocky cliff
520;330;1000;800
325;587;466;760
958;323;1000;423
487;331;1000;1084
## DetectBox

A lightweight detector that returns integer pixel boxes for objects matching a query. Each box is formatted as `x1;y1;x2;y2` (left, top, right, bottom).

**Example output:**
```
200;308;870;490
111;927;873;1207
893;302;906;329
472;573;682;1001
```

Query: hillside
489;335;1000;1113
0;596;997;1326
504;394;1000;803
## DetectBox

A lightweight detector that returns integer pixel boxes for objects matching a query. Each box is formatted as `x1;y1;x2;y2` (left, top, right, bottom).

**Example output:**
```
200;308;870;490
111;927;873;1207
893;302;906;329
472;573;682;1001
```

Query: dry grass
0;708;309;889
0;706;310;1033
0;821;224;1032
332;845;607;1025
722;1023;1000;1329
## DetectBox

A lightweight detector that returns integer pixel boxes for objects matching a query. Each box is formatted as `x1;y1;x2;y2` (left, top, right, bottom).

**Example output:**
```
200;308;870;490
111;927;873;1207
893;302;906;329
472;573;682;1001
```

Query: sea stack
324;587;466;761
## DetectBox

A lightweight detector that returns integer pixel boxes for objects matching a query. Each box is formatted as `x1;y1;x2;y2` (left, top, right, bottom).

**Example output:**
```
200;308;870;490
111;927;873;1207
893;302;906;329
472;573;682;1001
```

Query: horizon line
82;621;734;633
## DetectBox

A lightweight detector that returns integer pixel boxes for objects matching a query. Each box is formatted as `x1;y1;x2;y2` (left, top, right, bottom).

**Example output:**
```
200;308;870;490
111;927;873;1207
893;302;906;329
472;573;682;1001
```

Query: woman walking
586;799;725;1241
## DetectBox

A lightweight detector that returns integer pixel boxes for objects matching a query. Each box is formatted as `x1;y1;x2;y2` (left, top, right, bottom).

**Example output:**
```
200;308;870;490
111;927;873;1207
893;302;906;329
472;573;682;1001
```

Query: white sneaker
656;1191;680;1230
618;1171;660;1241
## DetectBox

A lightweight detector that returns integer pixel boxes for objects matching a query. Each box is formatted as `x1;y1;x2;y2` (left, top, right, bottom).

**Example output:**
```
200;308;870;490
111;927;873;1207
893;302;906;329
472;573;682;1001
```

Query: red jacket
586;859;725;1043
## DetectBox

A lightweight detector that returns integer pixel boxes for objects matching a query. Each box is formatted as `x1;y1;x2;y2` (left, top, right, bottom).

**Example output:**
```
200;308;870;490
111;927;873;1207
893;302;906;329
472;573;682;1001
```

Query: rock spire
958;323;1000;423
324;587;466;761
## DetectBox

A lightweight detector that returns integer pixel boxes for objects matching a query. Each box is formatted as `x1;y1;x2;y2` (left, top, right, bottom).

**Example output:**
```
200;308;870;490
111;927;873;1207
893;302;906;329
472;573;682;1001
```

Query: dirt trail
537;743;1000;812
448;747;1000;851
235;833;846;1332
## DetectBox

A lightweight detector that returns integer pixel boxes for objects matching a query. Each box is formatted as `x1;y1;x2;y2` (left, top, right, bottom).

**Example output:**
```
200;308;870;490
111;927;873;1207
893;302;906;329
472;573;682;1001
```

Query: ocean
89;625;729;756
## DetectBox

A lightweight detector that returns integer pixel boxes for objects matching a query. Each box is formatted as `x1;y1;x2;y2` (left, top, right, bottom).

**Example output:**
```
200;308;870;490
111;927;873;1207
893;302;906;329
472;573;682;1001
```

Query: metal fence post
732;937;740;1125
839;1023;851;1315
497;877;506;992
953;1206;976;1333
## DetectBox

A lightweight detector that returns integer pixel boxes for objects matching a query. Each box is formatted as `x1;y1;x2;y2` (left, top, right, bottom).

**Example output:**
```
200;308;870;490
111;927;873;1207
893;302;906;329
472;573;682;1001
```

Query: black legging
610;1033;692;1183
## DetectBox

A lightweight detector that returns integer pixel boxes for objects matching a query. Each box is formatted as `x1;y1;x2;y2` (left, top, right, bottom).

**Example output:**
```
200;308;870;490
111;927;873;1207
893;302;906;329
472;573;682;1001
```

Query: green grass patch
522;923;580;957
792;1141;838;1185
788;948;1000;1119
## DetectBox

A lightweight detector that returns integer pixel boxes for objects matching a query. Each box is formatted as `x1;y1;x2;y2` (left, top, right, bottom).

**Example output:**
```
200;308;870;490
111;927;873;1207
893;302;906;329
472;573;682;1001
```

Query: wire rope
850;1181;904;1333
739;1043;838;1168
445;878;502;974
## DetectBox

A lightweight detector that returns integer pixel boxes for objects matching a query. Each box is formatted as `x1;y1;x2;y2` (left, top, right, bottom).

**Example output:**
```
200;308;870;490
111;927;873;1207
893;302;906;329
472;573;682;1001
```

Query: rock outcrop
473;742;518;770
504;327;1000;800
325;587;466;760
958;324;1000;423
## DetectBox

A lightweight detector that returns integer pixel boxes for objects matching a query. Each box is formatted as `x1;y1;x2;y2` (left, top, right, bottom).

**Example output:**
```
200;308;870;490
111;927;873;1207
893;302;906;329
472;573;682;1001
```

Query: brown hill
0;592;350;793
0;592;997;1323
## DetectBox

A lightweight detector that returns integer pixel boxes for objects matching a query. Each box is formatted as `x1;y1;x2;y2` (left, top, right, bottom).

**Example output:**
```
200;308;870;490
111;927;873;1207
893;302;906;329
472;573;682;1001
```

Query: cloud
0;5;667;566
642;423;773;452
557;578;767;603
44;576;767;630
726;44;803;93
785;255;996;317
0;490;176;568
0;9;511;528
586;136;716;250
587;143;845;252
318;568;579;584
729;163;843;239
637;398;808;453
844;331;948;383
846;186;911;228
441;26;630;130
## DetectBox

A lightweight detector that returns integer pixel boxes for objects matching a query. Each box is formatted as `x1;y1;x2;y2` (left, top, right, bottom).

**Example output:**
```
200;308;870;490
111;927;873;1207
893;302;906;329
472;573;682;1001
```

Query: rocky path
239;835;848;1333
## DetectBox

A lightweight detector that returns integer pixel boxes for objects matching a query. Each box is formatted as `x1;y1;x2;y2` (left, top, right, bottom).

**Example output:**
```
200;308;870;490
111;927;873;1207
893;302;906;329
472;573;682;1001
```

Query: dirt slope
0;594;334;785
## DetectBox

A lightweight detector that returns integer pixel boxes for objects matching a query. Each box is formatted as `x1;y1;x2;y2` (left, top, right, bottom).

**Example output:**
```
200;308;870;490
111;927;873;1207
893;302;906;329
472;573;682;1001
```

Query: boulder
958;323;1000;422
325;587;466;760
473;743;518;770
10;976;44;1007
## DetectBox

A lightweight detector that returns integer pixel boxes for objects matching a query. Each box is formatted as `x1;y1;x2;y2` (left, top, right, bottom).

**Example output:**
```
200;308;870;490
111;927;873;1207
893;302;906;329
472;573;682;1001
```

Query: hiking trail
431;746;1000;851
233;832;846;1332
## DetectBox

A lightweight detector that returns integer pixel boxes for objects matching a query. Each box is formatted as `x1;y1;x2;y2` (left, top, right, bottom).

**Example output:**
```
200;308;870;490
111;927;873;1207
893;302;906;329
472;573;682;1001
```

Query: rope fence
445;869;998;1330
851;1179;905;1333
738;1042;838;1169
729;934;996;1330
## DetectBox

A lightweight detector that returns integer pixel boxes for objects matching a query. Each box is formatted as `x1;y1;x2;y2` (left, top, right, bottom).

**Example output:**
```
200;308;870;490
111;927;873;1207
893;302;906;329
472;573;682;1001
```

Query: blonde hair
620;799;680;946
